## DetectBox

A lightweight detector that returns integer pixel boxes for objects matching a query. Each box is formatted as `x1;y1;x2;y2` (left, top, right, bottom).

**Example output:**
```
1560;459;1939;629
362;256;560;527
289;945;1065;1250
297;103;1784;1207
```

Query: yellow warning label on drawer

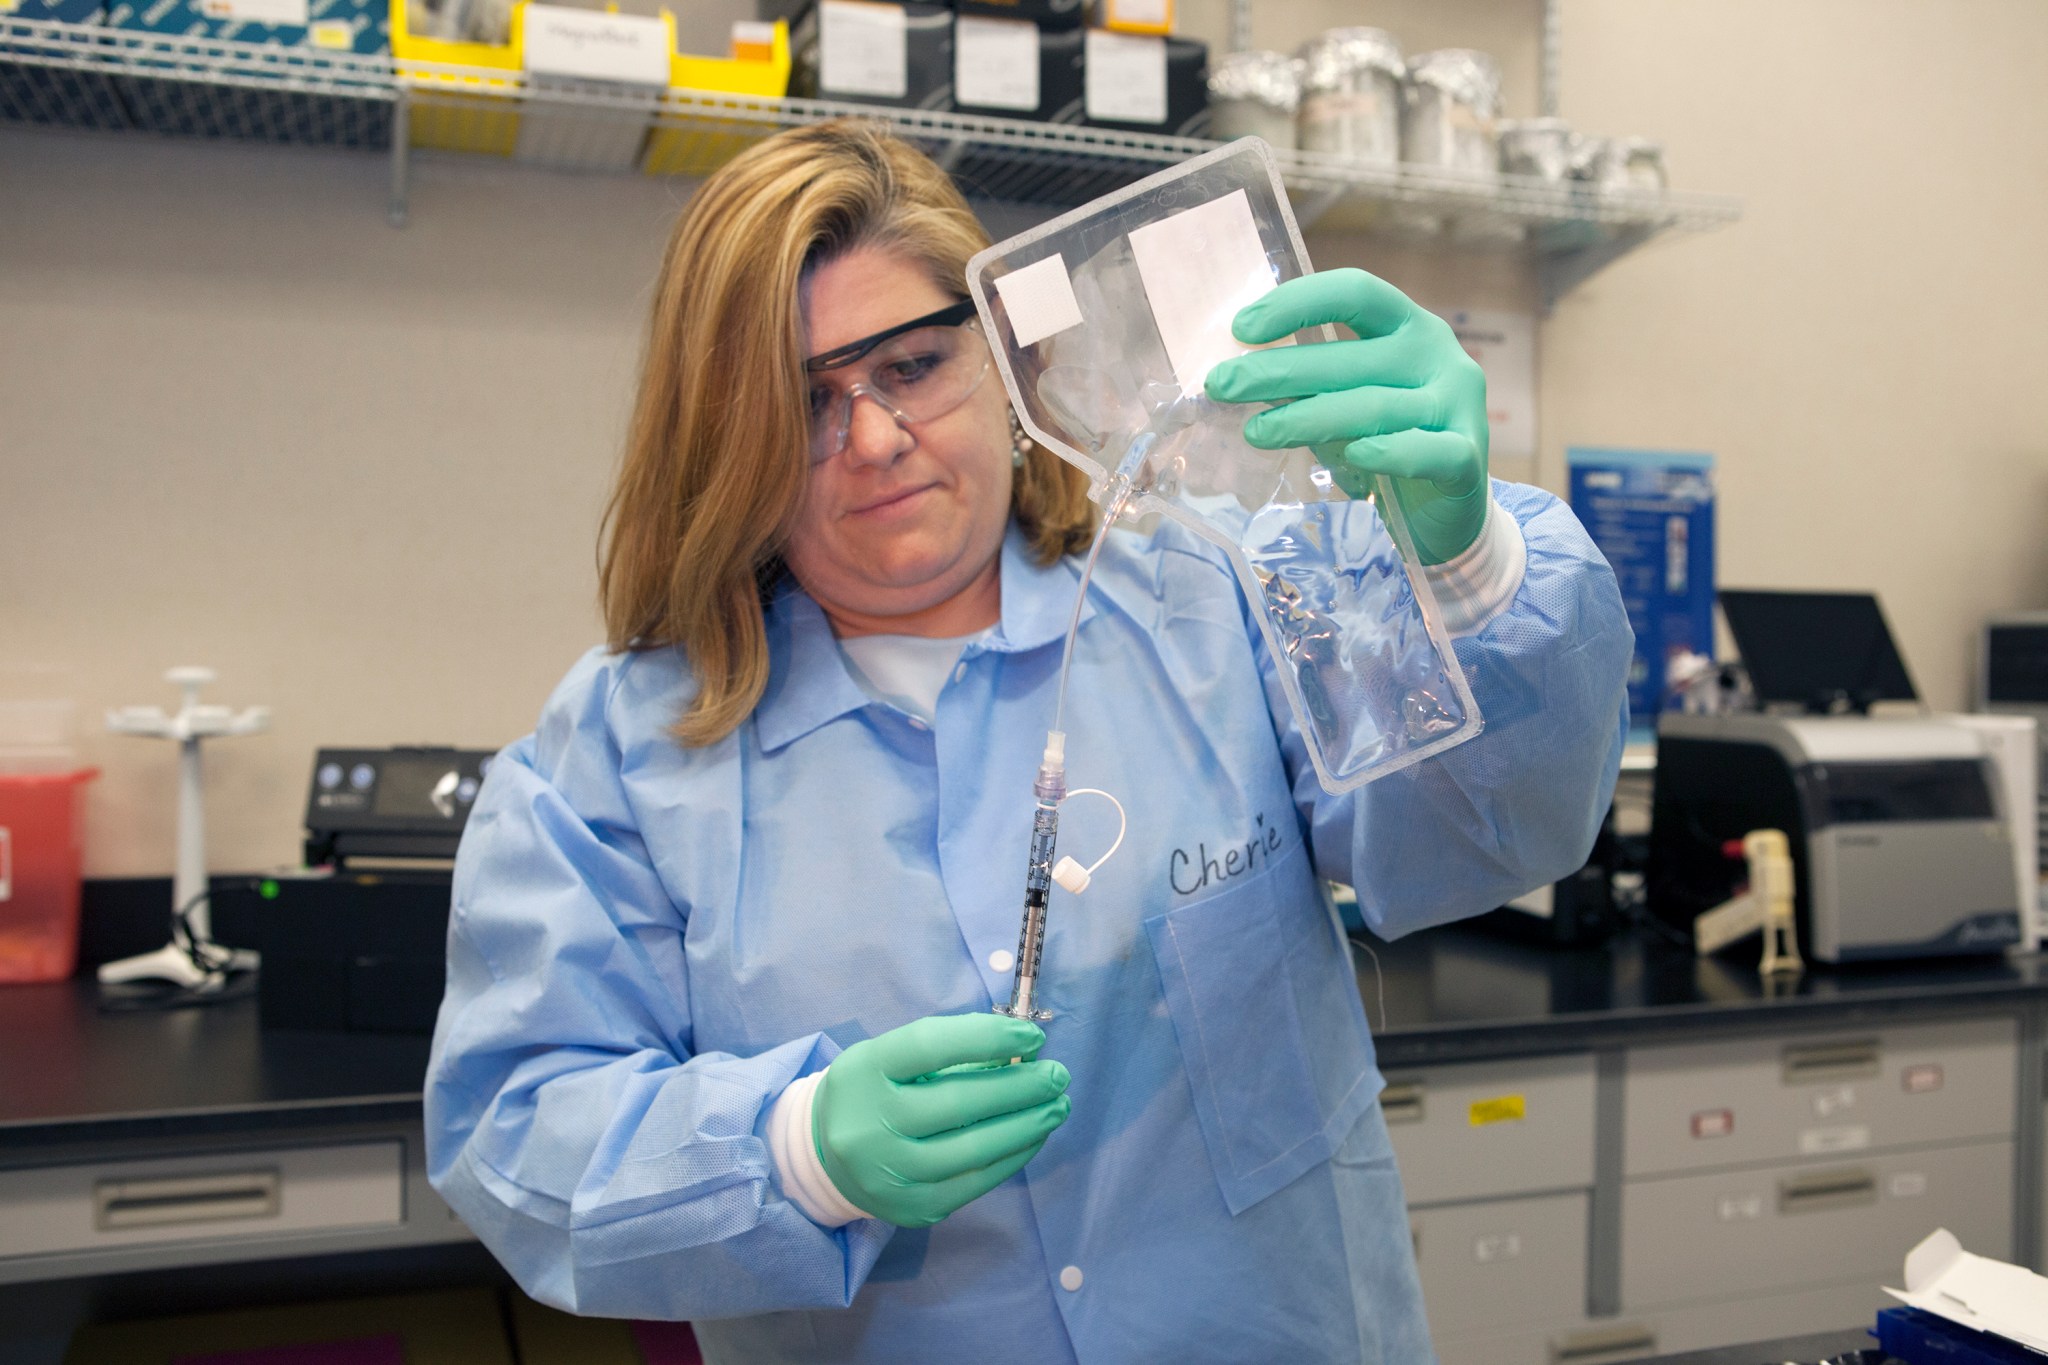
1468;1095;1526;1126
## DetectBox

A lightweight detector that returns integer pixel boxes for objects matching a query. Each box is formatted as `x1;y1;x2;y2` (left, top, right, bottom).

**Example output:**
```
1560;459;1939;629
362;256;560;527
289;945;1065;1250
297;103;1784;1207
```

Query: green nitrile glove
1206;268;1490;566
813;1013;1071;1229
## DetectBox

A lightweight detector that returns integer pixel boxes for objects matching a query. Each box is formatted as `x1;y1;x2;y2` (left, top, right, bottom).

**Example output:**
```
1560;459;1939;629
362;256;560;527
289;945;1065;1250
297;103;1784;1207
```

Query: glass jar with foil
1295;27;1403;165
1400;48;1502;179
1207;50;1303;149
1497;116;1578;183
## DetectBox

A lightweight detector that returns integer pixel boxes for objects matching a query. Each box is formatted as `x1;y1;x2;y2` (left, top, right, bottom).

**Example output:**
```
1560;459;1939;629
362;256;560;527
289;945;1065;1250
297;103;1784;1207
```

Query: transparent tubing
995;436;1149;1022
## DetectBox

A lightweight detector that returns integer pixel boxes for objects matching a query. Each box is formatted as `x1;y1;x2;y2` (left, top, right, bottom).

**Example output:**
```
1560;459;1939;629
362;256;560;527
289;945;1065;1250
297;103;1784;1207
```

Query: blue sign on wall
1567;447;1716;735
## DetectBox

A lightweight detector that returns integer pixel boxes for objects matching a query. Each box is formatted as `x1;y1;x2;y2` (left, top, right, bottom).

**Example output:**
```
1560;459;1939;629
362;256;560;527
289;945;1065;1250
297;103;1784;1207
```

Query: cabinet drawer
1383;1054;1597;1204
0;1142;403;1259
1624;1017;2016;1176
1413;1192;1588;1340
1619;1139;2012;1309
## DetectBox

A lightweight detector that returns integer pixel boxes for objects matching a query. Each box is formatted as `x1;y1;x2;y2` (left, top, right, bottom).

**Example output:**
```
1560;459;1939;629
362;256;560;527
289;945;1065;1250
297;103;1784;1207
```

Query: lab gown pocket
1146;840;1376;1215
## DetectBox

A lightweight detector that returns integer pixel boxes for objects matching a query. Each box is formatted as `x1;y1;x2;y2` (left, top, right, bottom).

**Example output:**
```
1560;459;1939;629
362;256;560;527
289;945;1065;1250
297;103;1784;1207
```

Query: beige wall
4;0;2045;877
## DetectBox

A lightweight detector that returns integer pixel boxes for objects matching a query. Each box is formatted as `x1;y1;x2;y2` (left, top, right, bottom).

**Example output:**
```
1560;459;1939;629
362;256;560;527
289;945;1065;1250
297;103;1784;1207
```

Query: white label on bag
994;254;1084;348
200;0;307;24
523;3;671;85
820;0;907;99
955;16;1039;111
1084;30;1165;124
1127;188;1283;391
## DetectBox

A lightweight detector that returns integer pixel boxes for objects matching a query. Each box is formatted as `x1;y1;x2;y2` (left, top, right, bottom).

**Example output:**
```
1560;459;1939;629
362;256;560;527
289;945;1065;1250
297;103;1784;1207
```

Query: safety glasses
803;299;992;465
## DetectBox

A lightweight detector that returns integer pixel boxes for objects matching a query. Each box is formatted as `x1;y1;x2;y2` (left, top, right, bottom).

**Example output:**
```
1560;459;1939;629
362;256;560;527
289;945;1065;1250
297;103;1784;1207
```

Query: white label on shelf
1432;306;1536;463
523;3;670;85
1084;30;1165;125
1798;1123;1871;1155
820;0;907;100
1104;0;1170;28
201;0;307;25
1127;188;1283;391
994;255;1084;348
955;16;1038;112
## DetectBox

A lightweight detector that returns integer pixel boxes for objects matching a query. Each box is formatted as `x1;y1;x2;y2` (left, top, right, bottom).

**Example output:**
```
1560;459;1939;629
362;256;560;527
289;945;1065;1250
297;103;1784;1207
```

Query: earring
1010;411;1030;469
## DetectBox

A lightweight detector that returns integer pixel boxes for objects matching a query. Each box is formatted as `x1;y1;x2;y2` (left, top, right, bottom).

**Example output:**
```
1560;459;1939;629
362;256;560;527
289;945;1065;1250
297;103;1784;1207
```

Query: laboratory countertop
1363;921;2048;1068
3;926;2047;1147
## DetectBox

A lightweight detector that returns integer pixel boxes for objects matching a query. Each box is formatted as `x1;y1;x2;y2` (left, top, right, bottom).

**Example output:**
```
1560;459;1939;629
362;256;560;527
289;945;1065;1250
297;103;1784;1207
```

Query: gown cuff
767;1069;873;1228
1420;496;1527;638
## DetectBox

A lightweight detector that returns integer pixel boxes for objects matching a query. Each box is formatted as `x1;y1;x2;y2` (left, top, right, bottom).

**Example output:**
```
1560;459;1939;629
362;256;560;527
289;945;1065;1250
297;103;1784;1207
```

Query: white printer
1648;714;2021;962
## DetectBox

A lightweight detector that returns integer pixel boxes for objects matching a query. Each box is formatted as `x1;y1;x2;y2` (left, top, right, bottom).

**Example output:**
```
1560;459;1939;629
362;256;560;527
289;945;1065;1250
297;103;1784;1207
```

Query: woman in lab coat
425;120;1632;1364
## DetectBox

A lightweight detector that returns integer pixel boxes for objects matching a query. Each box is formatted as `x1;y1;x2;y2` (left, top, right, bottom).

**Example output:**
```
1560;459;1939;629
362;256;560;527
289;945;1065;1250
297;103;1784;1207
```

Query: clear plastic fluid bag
966;137;1482;794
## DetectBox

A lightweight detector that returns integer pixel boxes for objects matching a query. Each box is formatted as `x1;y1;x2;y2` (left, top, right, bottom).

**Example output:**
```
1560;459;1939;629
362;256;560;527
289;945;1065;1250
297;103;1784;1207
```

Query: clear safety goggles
803;298;992;465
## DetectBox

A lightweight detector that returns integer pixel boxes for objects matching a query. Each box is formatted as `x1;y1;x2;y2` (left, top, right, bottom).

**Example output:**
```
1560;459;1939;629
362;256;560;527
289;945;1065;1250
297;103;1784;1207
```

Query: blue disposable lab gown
425;479;1631;1364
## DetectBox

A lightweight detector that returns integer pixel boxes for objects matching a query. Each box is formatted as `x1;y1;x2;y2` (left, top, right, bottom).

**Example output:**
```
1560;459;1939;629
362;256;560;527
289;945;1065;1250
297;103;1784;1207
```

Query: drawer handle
1782;1040;1880;1084
94;1170;281;1231
1551;1325;1657;1362
1381;1082;1425;1124
1777;1167;1877;1215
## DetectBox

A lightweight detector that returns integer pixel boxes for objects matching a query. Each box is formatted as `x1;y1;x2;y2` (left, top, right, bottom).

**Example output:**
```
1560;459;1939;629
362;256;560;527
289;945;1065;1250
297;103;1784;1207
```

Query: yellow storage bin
642;18;790;178
390;0;524;156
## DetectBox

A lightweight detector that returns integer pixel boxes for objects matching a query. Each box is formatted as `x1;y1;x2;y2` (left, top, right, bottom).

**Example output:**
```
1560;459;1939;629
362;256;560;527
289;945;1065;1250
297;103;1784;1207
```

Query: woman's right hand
814;1013;1071;1228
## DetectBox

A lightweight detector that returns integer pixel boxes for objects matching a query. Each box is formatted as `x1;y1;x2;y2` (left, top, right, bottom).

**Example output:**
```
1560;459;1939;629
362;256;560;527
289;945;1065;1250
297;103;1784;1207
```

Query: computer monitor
1981;612;2048;714
1717;589;1918;714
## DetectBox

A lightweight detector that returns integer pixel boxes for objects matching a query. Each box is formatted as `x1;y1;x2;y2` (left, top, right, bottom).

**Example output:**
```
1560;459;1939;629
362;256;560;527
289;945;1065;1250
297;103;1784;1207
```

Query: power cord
97;880;266;1014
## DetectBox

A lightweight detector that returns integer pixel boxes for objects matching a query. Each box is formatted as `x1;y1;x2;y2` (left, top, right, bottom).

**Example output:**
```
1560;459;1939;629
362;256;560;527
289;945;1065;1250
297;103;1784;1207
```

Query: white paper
994;254;1084;348
1084;30;1165;125
820;0;907;99
955;15;1039;111
1434;307;1536;463
523;3;670;85
1886;1228;2048;1352
1127;188;1280;392
201;0;307;24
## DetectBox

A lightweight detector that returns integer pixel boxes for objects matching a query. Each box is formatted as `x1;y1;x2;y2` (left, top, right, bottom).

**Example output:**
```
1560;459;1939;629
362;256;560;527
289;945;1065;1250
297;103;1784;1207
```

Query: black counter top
0;980;429;1148
1363;922;2048;1068
3;926;2045;1146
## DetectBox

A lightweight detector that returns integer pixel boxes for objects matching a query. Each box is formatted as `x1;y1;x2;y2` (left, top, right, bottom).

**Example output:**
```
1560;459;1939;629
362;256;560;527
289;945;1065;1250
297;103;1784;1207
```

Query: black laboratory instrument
253;746;495;1034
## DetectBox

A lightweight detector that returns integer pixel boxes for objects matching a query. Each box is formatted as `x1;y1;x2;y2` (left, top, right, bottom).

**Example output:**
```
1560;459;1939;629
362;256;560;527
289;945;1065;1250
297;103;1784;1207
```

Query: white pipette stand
100;667;270;990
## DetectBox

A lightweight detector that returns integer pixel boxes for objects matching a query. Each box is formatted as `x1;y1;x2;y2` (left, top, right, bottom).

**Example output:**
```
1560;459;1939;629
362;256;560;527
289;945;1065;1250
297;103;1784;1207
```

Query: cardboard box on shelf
790;0;952;111
1082;28;1204;137
953;15;1081;123
105;0;389;54
953;0;1081;32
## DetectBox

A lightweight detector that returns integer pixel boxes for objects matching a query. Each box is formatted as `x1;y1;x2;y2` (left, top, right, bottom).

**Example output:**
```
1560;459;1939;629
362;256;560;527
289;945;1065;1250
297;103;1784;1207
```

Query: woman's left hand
1205;268;1489;567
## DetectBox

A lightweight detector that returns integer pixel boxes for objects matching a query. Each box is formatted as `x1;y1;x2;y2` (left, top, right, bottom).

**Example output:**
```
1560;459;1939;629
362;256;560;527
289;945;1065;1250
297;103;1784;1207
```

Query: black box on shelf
790;1;955;112
954;0;1085;32
953;18;1084;123
1082;30;1206;138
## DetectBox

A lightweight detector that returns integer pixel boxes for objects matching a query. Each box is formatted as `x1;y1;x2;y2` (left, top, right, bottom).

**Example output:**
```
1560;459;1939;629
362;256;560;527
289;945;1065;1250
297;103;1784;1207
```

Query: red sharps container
0;768;99;983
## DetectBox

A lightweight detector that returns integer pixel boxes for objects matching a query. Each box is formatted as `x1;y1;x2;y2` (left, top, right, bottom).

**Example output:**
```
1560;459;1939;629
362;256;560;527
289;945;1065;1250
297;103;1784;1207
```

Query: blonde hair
599;120;1093;747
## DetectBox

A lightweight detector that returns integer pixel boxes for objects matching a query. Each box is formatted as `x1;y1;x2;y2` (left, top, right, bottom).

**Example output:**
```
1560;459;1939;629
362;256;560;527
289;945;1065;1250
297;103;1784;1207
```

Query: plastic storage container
1207;49;1301;150
0;768;97;983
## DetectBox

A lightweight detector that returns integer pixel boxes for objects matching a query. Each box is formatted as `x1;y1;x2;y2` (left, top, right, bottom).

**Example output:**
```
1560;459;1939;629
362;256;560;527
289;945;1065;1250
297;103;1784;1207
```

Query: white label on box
1798;1123;1871;1155
995;255;1084;348
1104;0;1169;27
523;3;670;85
955;15;1038;111
820;0;907;99
1084;30;1165;124
1127;188;1282;392
200;0;306;24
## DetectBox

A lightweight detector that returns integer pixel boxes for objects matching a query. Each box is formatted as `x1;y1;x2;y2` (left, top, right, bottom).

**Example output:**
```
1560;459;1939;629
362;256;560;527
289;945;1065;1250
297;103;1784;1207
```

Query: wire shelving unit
1;15;1740;303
